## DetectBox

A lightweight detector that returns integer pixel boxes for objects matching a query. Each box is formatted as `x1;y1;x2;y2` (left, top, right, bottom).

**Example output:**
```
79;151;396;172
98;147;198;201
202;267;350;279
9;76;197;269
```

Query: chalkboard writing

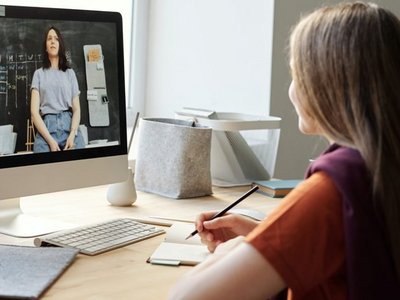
0;17;121;152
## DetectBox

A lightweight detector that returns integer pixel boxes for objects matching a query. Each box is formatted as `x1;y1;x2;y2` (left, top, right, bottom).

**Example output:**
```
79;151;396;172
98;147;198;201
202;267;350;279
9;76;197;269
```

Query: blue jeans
33;111;85;153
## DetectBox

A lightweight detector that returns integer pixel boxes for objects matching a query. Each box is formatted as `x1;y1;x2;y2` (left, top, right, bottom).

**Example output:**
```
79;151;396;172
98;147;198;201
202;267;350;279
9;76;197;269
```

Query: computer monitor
0;5;128;237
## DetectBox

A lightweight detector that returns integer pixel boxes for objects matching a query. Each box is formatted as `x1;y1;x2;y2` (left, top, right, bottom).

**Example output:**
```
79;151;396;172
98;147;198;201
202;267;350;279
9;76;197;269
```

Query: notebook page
164;222;202;245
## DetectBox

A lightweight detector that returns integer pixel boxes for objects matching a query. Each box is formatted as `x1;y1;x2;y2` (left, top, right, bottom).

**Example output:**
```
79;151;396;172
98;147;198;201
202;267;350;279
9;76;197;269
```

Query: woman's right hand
195;211;259;253
48;138;61;151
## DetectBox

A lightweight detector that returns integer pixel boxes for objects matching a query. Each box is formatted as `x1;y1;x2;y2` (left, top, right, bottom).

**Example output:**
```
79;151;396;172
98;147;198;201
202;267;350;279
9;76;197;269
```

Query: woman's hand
48;138;61;151
64;133;75;150
195;211;259;252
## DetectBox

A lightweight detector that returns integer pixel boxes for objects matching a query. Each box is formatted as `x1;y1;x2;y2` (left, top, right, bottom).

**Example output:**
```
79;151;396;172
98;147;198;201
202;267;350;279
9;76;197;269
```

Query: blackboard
0;17;122;152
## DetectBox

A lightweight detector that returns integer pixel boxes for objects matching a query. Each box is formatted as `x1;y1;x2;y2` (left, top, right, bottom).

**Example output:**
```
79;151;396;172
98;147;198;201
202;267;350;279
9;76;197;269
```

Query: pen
185;185;259;240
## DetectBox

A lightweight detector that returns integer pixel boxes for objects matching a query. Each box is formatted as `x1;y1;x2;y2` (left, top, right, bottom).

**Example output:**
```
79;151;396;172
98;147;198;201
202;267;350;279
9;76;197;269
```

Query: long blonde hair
290;2;400;280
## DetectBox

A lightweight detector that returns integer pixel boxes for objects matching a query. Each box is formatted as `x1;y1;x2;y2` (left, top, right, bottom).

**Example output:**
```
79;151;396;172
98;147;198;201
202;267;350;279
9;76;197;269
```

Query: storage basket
134;118;212;198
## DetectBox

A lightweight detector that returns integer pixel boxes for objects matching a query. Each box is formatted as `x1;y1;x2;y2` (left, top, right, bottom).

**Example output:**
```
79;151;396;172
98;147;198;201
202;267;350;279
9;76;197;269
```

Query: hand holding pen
185;185;259;240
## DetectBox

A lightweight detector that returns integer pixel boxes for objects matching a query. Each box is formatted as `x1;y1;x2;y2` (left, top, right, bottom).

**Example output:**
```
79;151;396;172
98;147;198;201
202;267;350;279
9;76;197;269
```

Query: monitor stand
0;198;74;238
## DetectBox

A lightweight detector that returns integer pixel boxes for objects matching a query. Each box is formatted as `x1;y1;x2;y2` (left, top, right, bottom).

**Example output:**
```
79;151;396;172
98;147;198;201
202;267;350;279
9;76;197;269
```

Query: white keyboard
34;218;165;255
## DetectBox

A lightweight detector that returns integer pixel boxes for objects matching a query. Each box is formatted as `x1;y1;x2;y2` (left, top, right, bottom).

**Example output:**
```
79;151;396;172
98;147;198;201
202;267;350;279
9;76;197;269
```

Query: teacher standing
31;26;85;152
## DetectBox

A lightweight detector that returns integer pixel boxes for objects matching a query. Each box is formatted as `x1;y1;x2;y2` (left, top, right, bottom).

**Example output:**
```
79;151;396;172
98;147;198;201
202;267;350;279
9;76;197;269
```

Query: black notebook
0;244;79;299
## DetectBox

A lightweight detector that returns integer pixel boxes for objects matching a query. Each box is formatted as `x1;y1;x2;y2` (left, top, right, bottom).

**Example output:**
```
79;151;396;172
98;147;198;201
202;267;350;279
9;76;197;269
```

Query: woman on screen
31;26;85;152
169;2;400;299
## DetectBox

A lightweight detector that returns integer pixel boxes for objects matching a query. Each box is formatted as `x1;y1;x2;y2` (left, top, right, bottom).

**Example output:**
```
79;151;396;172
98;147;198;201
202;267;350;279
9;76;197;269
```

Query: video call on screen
0;16;122;155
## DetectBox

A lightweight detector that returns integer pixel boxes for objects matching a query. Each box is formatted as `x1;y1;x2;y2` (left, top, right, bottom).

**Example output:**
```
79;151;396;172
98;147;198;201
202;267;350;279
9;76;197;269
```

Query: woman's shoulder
65;67;76;74
33;67;44;75
65;68;77;78
32;68;45;81
309;144;365;175
306;144;370;197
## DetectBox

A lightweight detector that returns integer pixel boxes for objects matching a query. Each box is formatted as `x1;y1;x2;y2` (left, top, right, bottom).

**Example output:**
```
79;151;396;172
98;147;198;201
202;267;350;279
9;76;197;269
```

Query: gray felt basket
134;118;212;198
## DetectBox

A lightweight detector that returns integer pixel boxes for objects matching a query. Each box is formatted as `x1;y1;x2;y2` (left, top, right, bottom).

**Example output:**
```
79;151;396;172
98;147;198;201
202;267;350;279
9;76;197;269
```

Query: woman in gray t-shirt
31;26;85;152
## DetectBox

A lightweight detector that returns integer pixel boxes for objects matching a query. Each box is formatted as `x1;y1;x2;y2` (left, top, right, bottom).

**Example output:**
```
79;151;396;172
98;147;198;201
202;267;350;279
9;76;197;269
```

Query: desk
0;185;281;299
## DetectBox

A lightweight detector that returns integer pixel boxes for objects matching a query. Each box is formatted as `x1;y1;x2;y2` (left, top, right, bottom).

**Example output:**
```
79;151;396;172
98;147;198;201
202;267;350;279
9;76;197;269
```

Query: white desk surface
0;184;281;299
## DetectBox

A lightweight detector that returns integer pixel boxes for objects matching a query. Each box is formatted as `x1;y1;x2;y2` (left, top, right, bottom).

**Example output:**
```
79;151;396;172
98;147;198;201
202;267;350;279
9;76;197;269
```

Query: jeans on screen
33;111;85;153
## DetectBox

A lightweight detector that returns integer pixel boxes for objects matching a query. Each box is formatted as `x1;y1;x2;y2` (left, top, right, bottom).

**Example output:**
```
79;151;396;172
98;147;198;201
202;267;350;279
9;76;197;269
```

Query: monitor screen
0;5;129;237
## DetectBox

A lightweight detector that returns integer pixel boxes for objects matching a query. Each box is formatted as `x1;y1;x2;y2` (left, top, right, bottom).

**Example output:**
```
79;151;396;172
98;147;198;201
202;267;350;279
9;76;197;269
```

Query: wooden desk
0;185;281;299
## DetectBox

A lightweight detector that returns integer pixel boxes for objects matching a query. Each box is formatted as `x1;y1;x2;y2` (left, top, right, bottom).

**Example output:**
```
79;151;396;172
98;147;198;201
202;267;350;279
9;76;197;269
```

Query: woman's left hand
64;134;75;150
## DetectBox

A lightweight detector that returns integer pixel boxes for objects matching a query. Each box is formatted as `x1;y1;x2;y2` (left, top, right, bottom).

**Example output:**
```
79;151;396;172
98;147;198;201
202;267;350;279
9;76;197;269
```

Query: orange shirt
246;172;346;299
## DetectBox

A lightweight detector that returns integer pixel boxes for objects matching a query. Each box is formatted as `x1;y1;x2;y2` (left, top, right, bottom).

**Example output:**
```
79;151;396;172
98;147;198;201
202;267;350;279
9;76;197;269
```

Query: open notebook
148;222;210;266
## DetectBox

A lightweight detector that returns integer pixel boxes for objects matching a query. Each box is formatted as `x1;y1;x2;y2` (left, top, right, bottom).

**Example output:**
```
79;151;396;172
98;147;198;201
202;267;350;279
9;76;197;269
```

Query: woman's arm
64;95;81;150
169;237;286;300
30;89;60;151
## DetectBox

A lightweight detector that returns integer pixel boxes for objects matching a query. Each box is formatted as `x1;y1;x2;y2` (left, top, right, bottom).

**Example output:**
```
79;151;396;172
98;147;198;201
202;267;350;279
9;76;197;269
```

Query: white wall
144;0;275;117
